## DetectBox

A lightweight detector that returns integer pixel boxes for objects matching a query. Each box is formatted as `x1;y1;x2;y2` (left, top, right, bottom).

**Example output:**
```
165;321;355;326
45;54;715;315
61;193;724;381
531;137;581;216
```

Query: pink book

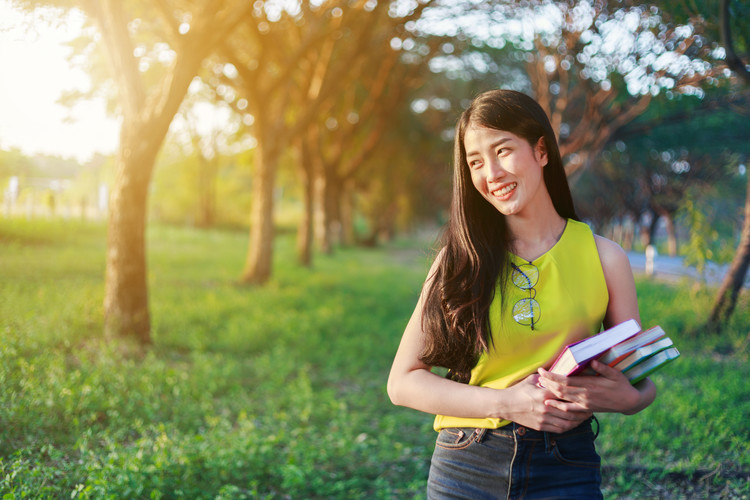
549;319;641;376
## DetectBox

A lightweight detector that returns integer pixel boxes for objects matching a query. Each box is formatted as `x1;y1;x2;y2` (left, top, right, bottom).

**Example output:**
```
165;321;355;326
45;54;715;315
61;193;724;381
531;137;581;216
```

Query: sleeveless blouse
434;219;609;430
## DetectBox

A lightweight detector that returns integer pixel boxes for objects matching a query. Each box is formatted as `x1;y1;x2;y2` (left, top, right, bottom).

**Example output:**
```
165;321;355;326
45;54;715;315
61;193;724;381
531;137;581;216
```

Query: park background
1;0;749;498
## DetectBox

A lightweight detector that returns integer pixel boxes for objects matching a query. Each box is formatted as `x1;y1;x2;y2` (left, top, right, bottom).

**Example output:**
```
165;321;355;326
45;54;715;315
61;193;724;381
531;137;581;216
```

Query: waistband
469;416;599;443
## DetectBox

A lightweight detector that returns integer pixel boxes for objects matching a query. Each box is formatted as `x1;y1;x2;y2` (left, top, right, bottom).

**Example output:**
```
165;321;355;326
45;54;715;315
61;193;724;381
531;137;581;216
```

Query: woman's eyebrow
466;137;512;156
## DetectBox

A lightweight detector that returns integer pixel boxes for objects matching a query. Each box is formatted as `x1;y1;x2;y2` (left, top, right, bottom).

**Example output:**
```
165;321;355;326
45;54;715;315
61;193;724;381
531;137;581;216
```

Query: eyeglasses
510;262;540;330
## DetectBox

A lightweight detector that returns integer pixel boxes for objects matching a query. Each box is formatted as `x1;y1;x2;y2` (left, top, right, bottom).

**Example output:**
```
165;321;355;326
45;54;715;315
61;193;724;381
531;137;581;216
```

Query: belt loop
473;428;488;443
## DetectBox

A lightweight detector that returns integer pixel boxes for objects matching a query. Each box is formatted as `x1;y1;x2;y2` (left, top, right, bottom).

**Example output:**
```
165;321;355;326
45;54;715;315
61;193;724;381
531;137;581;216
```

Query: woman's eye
468;160;482;169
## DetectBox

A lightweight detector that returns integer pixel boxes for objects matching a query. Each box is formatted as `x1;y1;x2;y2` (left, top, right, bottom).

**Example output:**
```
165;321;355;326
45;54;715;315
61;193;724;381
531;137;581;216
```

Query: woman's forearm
387;367;505;419
621;377;657;415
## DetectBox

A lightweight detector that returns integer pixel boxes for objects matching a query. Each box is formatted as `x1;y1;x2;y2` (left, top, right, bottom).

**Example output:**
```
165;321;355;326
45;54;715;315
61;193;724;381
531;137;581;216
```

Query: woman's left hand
537;360;642;414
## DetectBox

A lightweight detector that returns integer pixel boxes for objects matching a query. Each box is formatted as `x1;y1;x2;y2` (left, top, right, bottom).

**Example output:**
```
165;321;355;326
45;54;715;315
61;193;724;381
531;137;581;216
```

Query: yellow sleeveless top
433;219;609;430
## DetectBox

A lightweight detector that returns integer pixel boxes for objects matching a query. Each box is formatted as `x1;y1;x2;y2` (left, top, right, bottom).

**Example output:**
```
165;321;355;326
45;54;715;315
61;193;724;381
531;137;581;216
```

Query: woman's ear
535;137;548;167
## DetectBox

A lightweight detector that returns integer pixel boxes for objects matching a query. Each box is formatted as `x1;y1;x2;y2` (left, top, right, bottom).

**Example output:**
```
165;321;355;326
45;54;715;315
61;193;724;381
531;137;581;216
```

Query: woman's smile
491;181;517;199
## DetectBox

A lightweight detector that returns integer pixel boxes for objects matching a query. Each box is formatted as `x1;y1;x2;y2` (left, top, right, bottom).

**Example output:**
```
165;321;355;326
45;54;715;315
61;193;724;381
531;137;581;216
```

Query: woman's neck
506;209;567;263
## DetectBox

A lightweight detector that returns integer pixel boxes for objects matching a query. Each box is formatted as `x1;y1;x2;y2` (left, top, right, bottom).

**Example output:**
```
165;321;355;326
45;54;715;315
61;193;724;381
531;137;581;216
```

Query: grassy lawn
0;218;748;498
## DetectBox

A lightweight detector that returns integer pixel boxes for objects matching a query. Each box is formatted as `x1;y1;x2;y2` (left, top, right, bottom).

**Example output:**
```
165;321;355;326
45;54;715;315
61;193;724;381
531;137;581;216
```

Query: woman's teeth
493;182;517;196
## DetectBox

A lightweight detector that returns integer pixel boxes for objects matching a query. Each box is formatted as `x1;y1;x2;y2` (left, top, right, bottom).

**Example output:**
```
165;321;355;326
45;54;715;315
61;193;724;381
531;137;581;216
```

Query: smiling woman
387;89;655;499
0;1;118;162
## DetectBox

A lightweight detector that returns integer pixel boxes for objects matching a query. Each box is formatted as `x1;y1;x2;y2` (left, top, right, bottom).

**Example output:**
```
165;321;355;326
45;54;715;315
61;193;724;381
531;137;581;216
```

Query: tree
573;90;749;256
707;0;750;330
304;29;441;254
411;0;723;175
216;0;434;282
709;169;750;329
516;0;723;175
150;100;249;228
96;1;255;342
18;0;254;342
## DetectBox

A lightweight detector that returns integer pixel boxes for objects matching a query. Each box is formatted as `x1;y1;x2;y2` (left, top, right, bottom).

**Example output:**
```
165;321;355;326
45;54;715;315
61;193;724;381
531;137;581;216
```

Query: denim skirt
427;418;603;500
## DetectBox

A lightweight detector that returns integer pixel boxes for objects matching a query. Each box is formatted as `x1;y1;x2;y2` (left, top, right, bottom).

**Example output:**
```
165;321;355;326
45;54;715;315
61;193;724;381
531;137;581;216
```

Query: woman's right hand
499;373;592;433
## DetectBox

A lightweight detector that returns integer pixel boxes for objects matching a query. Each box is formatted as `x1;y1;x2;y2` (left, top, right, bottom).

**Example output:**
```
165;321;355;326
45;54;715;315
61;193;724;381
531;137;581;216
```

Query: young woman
387;89;656;499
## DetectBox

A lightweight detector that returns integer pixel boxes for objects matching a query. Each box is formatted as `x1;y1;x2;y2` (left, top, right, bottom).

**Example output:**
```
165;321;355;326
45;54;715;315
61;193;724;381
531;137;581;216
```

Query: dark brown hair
419;89;578;383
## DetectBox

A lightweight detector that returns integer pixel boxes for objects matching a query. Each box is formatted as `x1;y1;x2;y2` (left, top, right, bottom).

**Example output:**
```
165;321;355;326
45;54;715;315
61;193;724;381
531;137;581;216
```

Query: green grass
0;217;748;499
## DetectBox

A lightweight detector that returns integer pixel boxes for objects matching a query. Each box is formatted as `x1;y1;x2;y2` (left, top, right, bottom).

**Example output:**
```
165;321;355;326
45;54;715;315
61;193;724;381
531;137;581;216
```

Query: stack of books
549;319;680;384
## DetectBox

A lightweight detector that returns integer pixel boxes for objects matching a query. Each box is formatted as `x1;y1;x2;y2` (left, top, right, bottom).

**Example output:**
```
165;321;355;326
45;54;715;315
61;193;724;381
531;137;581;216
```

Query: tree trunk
639;216;651;248
622;216;634;251
326;175;342;249
663;212;678;257
340;178;356;246
196;155;216;228
707;172;750;332
313;172;331;254
103;127;162;342
315;167;340;255
296;139;314;267
720;0;750;85
706;0;750;333
241;142;277;284
651;204;678;256
647;211;659;247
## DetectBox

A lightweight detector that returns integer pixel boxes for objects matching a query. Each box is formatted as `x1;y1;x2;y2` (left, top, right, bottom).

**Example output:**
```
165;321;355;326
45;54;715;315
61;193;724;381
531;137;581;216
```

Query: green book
623;347;681;385
613;337;674;372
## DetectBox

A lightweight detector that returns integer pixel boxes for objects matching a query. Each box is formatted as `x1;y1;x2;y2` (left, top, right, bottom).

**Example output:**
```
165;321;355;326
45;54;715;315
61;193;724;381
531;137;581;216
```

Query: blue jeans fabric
427;418;603;500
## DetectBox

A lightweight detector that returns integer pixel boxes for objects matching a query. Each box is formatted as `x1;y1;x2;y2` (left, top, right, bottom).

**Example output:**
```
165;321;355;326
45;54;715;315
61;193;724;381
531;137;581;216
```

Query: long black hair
419;89;578;383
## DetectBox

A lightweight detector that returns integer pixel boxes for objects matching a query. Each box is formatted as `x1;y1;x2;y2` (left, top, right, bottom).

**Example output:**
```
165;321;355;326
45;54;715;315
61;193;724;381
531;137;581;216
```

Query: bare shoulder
428;246;447;276
593;234;640;326
593;234;630;270
420;246;447;297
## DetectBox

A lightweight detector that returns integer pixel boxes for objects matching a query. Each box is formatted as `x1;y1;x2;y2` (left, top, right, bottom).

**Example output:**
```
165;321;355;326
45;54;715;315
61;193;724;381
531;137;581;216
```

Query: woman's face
463;124;548;218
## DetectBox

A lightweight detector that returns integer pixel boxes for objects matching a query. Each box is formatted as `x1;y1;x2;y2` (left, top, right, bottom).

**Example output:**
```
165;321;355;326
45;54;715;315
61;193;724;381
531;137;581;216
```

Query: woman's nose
486;159;505;182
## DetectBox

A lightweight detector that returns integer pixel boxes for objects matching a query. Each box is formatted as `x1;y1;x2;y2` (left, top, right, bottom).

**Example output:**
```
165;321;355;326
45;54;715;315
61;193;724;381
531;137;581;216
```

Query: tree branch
85;0;145;121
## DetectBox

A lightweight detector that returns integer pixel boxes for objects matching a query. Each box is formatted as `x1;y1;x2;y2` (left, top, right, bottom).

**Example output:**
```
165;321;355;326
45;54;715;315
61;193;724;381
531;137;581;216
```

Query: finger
589;360;622;379
540;414;589;433
537;368;569;392
538;368;589;393
544;398;591;414
537;375;583;401
542;384;567;401
539;400;591;423
525;373;541;385
537;367;569;385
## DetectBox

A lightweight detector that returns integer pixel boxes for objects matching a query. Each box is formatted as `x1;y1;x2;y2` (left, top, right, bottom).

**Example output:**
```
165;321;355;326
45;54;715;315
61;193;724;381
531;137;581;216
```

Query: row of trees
13;0;749;343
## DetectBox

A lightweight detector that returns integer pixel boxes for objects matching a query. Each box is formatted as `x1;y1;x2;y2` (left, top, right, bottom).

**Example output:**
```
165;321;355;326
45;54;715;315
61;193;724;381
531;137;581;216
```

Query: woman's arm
538;236;656;415
387;255;593;432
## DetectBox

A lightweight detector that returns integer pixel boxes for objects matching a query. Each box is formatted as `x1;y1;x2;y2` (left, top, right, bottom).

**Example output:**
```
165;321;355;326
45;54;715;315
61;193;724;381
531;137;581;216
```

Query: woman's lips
491;182;517;199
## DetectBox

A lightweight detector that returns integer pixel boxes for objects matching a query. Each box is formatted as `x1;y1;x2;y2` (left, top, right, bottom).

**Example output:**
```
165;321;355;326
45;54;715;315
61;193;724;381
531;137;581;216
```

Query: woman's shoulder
592;233;630;271
592;234;640;327
423;246;448;284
